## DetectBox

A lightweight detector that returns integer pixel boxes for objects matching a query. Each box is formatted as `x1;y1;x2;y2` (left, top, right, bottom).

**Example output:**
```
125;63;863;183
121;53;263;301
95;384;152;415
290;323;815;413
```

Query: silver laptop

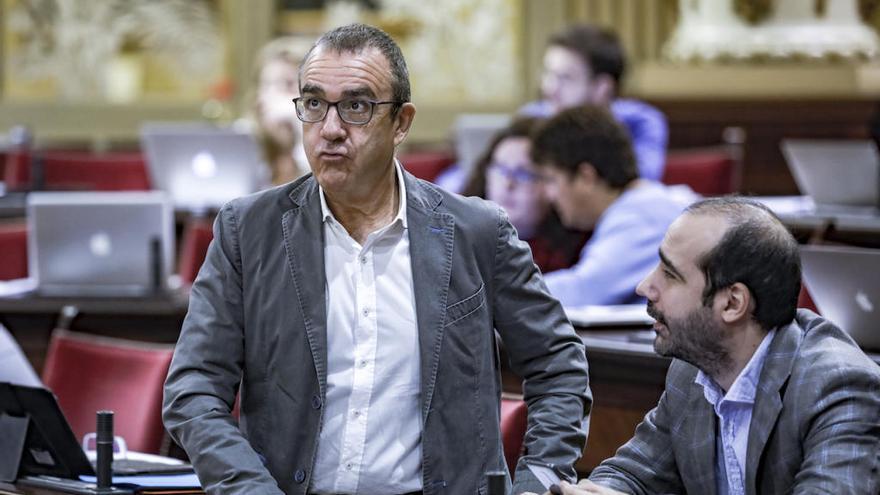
453;113;512;178
140;123;269;211
800;244;880;351
781;139;880;208
27;192;174;297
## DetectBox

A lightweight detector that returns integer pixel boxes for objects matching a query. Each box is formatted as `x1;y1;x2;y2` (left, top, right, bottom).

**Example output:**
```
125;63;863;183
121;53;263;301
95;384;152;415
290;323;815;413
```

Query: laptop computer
453;113;511;178
27;192;174;297
140;123;270;211
781;139;880;208
800;244;880;351
0;382;192;486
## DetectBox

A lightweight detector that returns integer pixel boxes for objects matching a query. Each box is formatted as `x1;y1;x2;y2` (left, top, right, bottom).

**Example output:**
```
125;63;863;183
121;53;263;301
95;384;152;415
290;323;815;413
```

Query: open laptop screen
27;192;174;297
141;123;269;212
781;139;880;207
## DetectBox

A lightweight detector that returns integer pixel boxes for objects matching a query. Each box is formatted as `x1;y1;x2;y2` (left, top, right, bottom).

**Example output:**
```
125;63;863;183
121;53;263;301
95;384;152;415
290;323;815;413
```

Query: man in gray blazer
538;197;880;495
163;23;591;495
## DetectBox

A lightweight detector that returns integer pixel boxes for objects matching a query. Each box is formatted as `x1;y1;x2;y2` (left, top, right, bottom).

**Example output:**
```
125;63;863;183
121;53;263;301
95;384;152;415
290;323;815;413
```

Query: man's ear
393;102;416;146
719;282;752;324
575;162;598;187
590;73;616;105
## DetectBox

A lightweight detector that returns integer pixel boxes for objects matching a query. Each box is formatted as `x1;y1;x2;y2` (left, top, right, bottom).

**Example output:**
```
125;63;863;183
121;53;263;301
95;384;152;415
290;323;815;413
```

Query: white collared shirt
695;329;776;495
310;163;422;495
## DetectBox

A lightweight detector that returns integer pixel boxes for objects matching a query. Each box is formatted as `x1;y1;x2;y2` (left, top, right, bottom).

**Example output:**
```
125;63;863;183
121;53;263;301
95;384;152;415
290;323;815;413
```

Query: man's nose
320;105;346;140
636;269;657;300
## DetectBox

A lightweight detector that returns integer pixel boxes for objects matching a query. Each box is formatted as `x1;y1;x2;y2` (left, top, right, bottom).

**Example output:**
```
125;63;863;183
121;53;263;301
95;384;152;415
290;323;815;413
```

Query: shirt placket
719;402;745;495
334;236;379;494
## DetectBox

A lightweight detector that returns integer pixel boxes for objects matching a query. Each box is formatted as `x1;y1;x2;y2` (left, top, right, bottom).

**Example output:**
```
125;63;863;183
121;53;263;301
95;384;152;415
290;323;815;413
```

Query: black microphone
96;410;113;490
486;470;506;495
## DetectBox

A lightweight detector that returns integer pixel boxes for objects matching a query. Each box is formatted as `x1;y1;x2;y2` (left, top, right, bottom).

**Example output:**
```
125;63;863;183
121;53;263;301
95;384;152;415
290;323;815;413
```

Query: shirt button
353;410;360;418
362;308;370;317
345;463;353;470
311;395;322;409
359;360;367;368
360;256;367;264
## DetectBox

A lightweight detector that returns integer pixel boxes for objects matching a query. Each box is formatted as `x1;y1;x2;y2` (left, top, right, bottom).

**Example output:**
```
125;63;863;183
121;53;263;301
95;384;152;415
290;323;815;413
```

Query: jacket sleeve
489;206;592;495
791;360;880;494
162;203;284;494
588;361;686;495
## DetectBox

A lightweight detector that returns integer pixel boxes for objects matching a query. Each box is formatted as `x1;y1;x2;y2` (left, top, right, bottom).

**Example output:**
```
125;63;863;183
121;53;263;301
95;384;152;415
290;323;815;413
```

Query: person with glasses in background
164;23;591;495
462;117;588;273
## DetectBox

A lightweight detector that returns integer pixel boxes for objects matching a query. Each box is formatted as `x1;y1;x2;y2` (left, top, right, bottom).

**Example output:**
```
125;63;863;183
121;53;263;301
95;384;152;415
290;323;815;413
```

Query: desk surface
0;290;190;316
756;195;880;234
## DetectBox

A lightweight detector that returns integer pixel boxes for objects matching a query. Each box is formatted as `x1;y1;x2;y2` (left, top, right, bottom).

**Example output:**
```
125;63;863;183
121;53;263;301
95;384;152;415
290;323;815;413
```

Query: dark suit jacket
163;171;591;494
589;309;880;494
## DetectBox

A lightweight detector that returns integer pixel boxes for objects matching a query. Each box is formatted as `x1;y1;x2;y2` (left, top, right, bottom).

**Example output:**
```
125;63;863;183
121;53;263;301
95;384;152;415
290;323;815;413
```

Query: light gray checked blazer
589;309;880;494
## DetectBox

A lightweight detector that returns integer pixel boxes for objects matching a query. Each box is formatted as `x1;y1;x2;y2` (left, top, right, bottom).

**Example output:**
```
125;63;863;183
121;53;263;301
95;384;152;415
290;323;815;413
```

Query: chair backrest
662;147;740;196
178;218;215;285
798;282;819;314
399;150;455;183
3;149;31;191
0;223;27;280
41;329;174;454
37;151;151;191
500;396;528;475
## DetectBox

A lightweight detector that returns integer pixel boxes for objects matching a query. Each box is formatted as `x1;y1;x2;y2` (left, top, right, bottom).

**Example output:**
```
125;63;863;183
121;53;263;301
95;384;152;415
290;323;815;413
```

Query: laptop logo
89;232;112;258
855;291;874;313
191;151;218;178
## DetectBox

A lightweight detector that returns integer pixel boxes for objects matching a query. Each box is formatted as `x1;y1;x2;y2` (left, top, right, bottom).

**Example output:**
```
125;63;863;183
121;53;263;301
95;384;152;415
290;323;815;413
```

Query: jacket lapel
744;322;801;494
403;173;454;421
681;384;718;495
282;177;329;395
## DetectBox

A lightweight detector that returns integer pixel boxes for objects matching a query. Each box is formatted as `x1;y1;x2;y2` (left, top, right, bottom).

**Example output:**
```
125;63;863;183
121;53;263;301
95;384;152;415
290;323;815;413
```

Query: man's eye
305;98;322;108
344;99;368;112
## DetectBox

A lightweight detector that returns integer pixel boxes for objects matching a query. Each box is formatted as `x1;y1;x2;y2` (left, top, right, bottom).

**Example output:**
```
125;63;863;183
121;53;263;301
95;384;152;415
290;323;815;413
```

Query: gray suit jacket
163;171;591;495
589;309;880;494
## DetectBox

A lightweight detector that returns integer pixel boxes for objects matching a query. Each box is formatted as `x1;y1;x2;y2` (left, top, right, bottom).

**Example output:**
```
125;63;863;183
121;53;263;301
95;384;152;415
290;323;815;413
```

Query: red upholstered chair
399;150;455;183
0;223;27;280
500;396;528;475
662;148;740;196
178;217;215;285
35;151;151;191
41;329;174;454
798;283;819;314
2;149;31;191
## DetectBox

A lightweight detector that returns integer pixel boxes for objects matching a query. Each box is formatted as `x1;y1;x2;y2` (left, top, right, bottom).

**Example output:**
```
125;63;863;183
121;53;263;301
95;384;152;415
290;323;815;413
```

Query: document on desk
79;473;201;489
564;304;654;328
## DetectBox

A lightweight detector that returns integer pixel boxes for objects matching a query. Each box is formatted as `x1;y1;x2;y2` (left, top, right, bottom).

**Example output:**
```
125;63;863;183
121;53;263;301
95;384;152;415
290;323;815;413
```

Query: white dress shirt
310;163;422;495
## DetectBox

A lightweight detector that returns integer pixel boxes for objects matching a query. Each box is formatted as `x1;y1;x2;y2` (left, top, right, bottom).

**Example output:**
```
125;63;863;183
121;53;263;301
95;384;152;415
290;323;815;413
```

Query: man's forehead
300;45;391;96
663;213;728;268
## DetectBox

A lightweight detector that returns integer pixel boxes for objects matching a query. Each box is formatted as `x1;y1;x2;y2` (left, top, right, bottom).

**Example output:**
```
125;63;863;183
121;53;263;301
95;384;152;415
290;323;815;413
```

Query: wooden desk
501;325;669;475
0;291;189;373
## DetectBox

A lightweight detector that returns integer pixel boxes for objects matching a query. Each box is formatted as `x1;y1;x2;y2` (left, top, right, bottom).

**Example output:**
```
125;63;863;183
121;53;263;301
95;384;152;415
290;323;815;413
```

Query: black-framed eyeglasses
292;96;400;125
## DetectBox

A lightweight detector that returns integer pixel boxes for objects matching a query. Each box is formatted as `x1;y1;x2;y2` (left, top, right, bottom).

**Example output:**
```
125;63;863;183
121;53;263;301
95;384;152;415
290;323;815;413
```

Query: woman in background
463;117;588;273
248;36;312;185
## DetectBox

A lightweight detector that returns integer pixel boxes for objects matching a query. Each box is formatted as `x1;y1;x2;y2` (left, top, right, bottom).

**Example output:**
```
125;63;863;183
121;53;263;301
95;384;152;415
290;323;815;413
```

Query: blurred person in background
521;23;667;181
438;23;667;193
247;36;312;185
462;117;587;273
531;105;694;307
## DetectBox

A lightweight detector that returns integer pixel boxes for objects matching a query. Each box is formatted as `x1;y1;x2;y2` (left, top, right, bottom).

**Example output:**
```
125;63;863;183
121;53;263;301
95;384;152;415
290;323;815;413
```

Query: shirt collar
696;328;776;407
318;159;408;229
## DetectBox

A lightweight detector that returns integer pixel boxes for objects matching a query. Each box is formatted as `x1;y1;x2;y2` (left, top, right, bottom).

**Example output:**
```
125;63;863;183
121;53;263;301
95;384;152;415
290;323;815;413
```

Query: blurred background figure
246;36;313;185
462;117;587;273
520;23;668;181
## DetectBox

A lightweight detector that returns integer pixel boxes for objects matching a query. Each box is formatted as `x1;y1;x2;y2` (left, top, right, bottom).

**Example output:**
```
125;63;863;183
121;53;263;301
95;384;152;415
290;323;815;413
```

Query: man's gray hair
300;23;410;105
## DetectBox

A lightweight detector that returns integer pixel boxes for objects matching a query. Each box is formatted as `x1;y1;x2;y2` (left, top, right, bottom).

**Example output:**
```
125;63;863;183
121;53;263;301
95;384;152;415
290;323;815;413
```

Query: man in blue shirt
520;23;667;181
437;23;667;193
530;105;693;307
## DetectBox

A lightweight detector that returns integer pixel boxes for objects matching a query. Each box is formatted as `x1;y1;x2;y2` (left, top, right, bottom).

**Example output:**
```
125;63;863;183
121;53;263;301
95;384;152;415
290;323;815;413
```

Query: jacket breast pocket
444;282;485;327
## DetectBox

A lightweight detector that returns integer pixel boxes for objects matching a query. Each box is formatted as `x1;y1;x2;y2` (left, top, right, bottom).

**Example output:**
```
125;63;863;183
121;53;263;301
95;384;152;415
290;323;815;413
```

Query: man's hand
521;479;629;495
